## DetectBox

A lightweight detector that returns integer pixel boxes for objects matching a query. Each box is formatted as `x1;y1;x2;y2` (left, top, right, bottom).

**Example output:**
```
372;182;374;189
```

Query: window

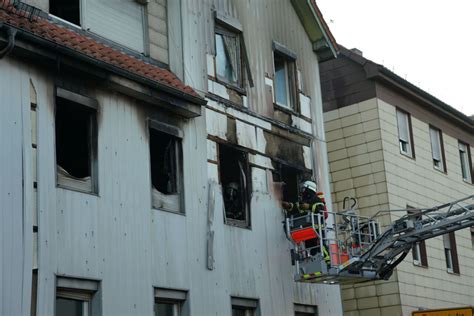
49;0;146;53
215;26;241;87
55;88;98;194
154;288;187;316
273;42;297;110
231;297;258;316
50;0;80;25
429;126;446;172
407;207;428;267
396;109;414;157
56;277;100;316
219;144;251;227
273;164;305;202
471;227;474;249
443;232;460;274
214;14;253;89
294;304;318;316
149;121;184;213
458;141;472;183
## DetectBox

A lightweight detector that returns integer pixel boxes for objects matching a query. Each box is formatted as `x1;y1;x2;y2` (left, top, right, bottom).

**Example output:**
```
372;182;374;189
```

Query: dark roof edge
308;0;339;56
339;46;473;129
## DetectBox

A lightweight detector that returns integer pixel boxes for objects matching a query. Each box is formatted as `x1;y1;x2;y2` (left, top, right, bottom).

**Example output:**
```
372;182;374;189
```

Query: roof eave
291;0;339;62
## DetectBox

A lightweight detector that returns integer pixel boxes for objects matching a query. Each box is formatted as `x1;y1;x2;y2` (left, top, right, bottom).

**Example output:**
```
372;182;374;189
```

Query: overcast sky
317;0;474;117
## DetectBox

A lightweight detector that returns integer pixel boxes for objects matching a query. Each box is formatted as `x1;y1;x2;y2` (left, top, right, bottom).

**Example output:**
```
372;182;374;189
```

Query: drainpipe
0;23;17;59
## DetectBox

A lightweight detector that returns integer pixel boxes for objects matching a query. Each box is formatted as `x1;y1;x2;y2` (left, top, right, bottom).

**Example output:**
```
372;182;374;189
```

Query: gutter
2;22;206;106
0;22;17;59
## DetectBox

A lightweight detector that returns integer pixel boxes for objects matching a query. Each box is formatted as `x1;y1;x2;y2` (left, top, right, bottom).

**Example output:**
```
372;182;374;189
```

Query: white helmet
301;180;317;193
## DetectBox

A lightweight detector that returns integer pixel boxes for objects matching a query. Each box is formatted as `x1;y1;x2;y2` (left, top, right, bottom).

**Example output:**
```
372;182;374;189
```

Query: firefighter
282;180;328;219
282;180;330;261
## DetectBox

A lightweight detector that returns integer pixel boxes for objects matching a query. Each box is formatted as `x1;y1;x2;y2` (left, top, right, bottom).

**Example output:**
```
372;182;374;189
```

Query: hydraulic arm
285;195;474;284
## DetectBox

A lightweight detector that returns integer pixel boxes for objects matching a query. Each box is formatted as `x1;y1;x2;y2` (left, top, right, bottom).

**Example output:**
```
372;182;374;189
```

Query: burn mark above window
219;144;251;226
149;123;184;213
50;0;80;25
55;91;97;193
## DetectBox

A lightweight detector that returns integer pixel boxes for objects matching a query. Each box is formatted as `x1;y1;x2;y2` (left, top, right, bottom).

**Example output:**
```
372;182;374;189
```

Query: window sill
212;76;247;96
273;103;298;116
462;179;473;185
151;207;186;216
433;165;447;174
400;151;415;160
446;270;460;276
412;261;428;268
57;184;99;197
225;219;251;230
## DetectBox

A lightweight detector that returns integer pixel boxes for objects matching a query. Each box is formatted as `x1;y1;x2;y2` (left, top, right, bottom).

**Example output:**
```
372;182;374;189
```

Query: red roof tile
0;0;201;101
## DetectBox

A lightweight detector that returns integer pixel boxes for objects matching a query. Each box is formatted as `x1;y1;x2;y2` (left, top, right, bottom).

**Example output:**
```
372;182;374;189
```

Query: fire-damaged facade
0;0;342;315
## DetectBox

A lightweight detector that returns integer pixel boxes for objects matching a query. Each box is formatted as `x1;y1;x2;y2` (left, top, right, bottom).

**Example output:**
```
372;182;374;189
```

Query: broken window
214;16;253;89
396;109;414;158
273;164;304;203
56;277;100;316
154;288;187;316
273;42;298;110
55;89;97;193
49;0;80;25
219;144;251;226
149;122;183;213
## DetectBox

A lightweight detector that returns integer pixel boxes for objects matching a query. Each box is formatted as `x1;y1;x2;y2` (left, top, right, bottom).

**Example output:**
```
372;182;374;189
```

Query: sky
317;0;474;117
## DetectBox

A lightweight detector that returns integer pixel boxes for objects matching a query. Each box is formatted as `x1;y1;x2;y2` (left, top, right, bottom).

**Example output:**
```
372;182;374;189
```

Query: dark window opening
49;0;80;26
219;144;250;224
150;128;182;212
275;164;303;203
56;99;92;179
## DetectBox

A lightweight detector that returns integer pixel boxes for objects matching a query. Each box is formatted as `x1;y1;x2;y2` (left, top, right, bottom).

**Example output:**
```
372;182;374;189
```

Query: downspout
0;23;17;59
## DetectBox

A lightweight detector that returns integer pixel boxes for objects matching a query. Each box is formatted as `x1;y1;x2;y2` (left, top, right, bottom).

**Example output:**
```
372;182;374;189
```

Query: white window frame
459;142;472;183
429;126;444;172
396;109;413;157
55;276;99;316
154;288;187;316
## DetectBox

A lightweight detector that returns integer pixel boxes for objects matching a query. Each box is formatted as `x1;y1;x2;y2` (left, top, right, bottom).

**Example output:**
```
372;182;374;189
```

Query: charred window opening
50;0;80;26
273;164;304;203
219;144;251;225
55;96;97;193
150;126;183;213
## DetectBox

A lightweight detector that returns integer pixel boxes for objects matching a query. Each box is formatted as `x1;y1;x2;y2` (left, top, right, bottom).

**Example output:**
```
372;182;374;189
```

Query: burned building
0;0;342;315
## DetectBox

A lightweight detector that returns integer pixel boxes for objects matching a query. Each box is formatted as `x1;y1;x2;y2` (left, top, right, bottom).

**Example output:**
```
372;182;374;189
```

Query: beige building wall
324;97;474;316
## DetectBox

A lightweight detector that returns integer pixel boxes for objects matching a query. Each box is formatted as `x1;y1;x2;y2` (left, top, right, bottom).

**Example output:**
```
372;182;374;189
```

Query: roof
338;46;474;129
0;0;204;104
309;0;338;53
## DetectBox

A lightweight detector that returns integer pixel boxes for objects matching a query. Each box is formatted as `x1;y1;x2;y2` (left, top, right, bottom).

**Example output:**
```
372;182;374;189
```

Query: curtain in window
222;35;238;83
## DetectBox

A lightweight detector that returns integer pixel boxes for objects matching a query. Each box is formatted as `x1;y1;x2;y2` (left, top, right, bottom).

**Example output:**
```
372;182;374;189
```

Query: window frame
294;303;318;316
272;41;298;112
396;108;415;158
443;232;460;274
218;143;252;228
54;87;98;194
55;276;99;316
215;25;243;89
154;287;187;316
407;207;428;267
458;141;473;184
231;297;258;316
429;125;446;172
148;119;185;214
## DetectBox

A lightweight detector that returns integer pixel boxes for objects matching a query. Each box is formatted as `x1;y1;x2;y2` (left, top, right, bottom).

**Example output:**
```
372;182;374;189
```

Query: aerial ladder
284;195;474;284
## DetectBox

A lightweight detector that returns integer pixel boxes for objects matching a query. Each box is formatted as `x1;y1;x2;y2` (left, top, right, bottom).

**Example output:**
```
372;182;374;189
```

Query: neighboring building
0;0;344;315
320;47;474;316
